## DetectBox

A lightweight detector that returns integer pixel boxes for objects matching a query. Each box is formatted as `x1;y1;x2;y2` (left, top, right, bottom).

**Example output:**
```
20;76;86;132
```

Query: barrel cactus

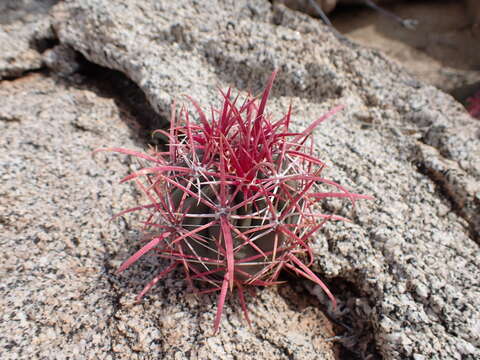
98;71;371;332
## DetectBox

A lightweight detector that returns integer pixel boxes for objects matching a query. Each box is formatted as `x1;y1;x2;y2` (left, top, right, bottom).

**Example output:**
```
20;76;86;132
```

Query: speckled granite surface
1;0;479;359
0;73;337;359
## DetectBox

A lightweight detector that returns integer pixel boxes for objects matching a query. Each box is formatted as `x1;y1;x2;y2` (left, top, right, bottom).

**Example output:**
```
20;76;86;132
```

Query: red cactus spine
97;71;372;332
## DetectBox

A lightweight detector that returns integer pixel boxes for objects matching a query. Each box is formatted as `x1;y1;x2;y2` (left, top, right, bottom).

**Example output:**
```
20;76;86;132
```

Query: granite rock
1;0;479;358
0;0;58;79
0;72;336;359
51;0;480;358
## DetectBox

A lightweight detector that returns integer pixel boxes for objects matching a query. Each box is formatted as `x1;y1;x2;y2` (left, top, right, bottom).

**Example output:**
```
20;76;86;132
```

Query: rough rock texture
0;0;58;79
1;0;480;359
0;0;58;24
0;74;133;358
0;73;337;359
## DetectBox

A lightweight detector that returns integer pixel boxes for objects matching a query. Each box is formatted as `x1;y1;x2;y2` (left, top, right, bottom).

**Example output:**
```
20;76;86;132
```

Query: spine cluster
99;72;371;332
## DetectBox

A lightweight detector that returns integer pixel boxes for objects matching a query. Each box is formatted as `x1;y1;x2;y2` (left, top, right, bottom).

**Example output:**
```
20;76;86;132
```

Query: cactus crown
100;71;371;332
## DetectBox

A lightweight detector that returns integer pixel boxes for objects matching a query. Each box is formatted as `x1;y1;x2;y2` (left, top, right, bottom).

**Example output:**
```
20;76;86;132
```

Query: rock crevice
1;1;479;359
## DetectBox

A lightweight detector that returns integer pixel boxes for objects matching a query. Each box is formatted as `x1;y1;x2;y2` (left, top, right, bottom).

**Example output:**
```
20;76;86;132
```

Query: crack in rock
0;0;59;80
2;0;479;359
414;142;480;242
49;0;480;358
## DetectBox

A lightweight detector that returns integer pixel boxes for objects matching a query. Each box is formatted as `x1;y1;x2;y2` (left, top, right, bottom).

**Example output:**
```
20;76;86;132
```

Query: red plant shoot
97;71;372;333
